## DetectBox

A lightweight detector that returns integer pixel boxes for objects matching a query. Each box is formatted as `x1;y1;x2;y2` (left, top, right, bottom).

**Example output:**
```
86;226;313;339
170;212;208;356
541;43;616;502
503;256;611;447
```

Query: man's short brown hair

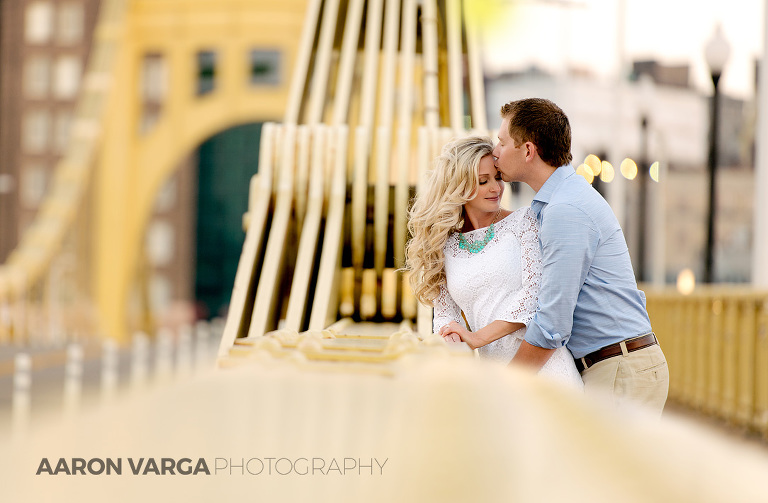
500;98;573;168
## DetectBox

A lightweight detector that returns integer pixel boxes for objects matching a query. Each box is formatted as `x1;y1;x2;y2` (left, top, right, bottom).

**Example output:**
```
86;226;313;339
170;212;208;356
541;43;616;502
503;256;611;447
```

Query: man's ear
524;142;537;161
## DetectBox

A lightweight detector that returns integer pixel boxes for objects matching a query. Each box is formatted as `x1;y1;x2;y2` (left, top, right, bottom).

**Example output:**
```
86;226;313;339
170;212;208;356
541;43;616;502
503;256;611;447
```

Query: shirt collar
530;164;574;218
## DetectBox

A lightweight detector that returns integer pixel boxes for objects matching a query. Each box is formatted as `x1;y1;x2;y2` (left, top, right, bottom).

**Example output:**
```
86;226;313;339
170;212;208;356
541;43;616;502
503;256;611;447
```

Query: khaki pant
580;344;669;416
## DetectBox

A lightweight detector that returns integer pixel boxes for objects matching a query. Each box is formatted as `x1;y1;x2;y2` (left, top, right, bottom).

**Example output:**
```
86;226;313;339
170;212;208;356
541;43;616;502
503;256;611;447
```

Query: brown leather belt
574;333;658;373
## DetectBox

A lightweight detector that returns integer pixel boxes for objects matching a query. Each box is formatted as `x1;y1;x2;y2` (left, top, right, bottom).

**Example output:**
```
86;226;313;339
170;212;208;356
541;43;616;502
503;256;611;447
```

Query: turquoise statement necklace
458;208;501;254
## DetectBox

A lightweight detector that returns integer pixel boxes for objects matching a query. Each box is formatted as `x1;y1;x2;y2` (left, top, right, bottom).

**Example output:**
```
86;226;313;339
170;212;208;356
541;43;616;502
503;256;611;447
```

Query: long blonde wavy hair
405;135;495;306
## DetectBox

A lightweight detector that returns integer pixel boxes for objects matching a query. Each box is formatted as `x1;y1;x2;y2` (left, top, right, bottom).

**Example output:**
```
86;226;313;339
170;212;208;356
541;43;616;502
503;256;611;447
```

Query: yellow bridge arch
96;0;310;342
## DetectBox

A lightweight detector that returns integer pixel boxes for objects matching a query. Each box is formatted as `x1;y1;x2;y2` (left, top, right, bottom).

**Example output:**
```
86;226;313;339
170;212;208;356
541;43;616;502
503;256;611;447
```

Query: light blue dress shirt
524;165;652;359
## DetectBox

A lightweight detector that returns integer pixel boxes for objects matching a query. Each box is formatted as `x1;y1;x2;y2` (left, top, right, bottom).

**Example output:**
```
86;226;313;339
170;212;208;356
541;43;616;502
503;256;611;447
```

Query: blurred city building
0;0;100;259
0;1;285;328
0;0;196;325
486;61;756;283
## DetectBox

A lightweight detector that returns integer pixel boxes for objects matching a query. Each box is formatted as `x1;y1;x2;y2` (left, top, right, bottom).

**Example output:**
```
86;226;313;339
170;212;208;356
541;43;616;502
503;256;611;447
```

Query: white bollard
101;338;119;404
210;317;225;355
176;325;193;378
130;332;150;392
12;353;32;440
63;343;84;417
194;320;215;369
154;328;174;384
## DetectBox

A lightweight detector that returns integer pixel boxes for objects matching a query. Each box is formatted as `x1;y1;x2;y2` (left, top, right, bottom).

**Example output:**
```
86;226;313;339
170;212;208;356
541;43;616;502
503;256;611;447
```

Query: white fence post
63;343;84;416
12;353;32;439
154;328;174;384
176;325;193;378
101;338;119;404
194;320;211;369
130;331;150;392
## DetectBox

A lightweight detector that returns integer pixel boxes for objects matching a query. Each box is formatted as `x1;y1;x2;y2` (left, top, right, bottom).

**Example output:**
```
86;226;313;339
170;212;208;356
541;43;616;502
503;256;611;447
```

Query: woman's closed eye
479;174;502;185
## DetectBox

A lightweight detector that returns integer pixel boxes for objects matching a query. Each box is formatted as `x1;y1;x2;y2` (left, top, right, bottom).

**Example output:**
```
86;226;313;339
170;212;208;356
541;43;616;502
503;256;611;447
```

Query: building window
196;50;216;95
0;174;15;195
139;109;160;135
142;54;167;103
140;54;166;134
146;220;175;266
53;56;81;99
54;111;73;154
57;3;85;45
21;163;49;208
149;274;173;314
23;110;51;153
25;2;54;44
249;50;281;86
24;56;51;99
154;177;177;213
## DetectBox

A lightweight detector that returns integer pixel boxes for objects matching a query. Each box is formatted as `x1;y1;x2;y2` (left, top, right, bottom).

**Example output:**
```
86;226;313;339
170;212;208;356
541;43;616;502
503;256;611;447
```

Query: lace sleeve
432;281;465;334
502;208;542;325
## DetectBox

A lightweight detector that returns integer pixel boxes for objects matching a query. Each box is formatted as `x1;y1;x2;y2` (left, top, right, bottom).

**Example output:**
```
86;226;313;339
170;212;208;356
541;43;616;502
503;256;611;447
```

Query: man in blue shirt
492;98;669;415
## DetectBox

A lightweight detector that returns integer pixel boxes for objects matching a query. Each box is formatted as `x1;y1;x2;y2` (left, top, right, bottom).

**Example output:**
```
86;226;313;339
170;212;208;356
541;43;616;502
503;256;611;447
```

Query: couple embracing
405;98;670;415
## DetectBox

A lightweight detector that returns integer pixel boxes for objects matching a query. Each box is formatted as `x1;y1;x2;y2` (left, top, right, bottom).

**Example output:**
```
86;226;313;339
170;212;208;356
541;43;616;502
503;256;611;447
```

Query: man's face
492;117;525;183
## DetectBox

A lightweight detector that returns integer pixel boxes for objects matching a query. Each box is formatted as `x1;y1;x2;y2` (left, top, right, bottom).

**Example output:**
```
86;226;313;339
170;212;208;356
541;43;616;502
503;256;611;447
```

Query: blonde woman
405;135;582;386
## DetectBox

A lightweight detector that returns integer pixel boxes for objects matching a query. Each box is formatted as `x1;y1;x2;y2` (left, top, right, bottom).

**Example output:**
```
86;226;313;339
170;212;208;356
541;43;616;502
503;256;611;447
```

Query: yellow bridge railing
647;287;768;436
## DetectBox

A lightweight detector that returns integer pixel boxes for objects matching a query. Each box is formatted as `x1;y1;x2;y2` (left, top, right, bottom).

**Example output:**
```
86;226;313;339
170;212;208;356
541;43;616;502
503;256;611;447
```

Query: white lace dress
433;207;583;389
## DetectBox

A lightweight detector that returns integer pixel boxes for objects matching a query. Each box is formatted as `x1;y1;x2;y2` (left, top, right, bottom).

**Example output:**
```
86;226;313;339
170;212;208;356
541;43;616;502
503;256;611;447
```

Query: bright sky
478;0;765;99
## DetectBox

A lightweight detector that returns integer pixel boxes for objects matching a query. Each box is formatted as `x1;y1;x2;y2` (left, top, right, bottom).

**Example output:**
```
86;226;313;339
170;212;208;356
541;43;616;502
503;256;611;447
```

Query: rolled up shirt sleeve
524;203;599;349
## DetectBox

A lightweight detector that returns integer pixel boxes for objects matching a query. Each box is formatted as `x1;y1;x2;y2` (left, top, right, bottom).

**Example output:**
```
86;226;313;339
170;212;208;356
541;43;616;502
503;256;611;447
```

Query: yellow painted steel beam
283;126;329;332
217;125;278;356
247;125;297;338
308;127;349;330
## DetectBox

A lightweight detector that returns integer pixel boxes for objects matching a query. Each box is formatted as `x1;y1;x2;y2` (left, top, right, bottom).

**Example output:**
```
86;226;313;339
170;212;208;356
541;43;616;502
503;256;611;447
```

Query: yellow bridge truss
0;0;492;343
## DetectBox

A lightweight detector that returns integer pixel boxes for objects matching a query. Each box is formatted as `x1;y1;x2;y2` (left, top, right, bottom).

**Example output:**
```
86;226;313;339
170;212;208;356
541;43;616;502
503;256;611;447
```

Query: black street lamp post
636;75;655;283
638;115;649;282
703;26;730;284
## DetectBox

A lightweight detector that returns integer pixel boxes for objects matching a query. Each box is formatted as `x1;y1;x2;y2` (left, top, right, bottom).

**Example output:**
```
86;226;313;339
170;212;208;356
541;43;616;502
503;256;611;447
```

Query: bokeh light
584;154;602;176
676;268;696;295
620;158;638;180
576;163;595;184
600;160;614;183
465;0;506;31
650;161;661;182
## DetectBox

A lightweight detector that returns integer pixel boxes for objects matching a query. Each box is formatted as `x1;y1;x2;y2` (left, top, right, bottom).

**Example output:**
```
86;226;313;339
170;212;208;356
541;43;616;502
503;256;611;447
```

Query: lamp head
704;24;731;77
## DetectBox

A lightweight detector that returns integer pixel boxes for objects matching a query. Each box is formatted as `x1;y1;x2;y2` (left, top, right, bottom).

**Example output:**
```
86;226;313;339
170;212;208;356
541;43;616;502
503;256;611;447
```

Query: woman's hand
439;320;525;350
439;321;477;349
